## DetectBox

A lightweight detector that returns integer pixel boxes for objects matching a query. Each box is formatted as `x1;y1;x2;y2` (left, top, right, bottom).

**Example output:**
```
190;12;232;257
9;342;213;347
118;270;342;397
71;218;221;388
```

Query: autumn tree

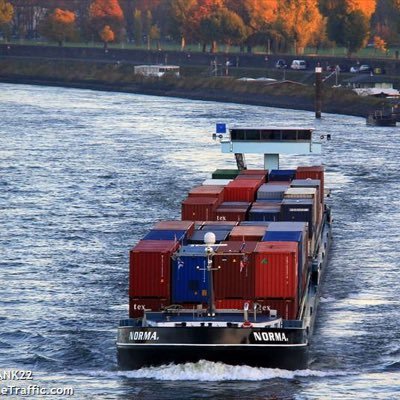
275;0;324;55
89;0;124;42
99;24;114;49
39;8;76;46
373;35;387;53
320;0;375;54
133;8;142;45
226;0;279;52
167;0;197;49
0;0;13;40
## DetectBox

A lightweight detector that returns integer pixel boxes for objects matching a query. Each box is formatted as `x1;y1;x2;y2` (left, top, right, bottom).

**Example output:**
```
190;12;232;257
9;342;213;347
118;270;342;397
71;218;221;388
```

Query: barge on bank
117;126;332;370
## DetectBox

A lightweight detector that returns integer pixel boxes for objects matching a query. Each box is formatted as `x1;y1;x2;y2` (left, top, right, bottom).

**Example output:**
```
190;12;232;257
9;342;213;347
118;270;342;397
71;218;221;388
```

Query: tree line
1;0;400;55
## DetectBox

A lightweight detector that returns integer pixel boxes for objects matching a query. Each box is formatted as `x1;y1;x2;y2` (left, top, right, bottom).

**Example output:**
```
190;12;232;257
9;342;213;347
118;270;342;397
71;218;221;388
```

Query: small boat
366;110;396;126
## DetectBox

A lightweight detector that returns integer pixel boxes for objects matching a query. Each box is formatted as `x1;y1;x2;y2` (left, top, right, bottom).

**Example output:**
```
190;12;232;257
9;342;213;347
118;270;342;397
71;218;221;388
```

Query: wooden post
315;66;322;119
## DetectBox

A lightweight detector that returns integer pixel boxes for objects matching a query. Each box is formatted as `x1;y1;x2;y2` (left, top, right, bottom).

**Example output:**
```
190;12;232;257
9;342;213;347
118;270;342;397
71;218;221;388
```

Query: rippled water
0;83;399;399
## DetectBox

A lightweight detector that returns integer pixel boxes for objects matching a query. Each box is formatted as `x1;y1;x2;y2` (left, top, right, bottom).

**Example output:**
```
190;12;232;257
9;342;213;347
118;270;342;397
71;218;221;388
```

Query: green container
211;169;239;179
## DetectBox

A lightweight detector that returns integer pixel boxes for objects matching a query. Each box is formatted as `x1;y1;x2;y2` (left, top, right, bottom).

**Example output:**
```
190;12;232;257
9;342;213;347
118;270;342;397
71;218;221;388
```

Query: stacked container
253;241;299;319
224;179;263;202
229;225;268;241
263;221;308;299
257;183;289;200
129;240;179;317
181;197;220;221
212;169;239;179
213;241;258;300
189;229;231;244
172;246;210;303
188;185;225;203
248;202;281;221
215;202;251;222
295;166;325;207
269;169;296;182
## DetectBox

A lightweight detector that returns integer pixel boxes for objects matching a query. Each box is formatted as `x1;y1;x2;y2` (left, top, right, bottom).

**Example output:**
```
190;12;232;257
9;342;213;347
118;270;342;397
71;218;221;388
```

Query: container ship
117;126;332;370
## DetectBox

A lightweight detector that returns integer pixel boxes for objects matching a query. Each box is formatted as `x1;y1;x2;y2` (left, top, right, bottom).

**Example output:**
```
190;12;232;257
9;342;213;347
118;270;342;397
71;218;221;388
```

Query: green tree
0;0;13;41
40;8;77;47
327;10;369;55
133;8;142;46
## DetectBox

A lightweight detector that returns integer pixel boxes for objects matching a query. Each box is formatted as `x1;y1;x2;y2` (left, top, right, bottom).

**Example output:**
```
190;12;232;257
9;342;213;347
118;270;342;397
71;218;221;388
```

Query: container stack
129;166;326;320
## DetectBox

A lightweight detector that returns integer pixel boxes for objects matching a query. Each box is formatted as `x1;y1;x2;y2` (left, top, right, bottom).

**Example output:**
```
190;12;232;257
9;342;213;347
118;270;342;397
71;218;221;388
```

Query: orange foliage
89;0;123;21
373;35;386;52
277;0;324;53
346;0;376;18
245;0;278;26
100;24;115;43
51;8;75;24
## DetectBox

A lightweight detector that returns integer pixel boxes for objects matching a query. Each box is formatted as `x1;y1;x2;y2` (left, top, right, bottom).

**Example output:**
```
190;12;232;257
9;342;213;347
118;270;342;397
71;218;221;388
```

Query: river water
0;83;399;399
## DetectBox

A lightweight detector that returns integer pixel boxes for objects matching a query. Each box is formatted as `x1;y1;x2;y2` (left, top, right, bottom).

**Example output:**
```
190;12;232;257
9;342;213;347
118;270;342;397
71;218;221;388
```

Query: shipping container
269;169;296;182
189;185;225;203
280;198;315;237
249;206;281;222
256;298;298;320
129;297;170;318
129;240;179;298
188;229;231;244
235;174;266;183
229;226;268;241
262;230;307;298
218;201;252;209
201;221;238;230
284;187;319;227
224;179;262;202
214;241;258;299
215;207;248;222
254;241;298;298
153;220;195;237
212;169;239;179
172;247;210;303
181;196;219;221
143;229;188;244
296;166;324;202
215;298;252;310
239;221;271;227
202;179;233;186
257;183;289;200
239;169;268;177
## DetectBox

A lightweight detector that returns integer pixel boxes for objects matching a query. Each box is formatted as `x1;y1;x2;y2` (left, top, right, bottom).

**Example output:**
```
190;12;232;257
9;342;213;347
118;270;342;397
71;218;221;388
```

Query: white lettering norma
129;331;159;341
253;332;289;342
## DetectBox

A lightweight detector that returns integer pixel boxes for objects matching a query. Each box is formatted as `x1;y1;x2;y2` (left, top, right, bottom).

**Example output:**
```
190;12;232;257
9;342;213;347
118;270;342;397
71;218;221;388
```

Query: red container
215;298;253;310
153;220;195;236
215;207;248;222
235;175;266;183
224;180;262;202
254;241;298;298
181;196;219;221
129;297;170;318
129;240;179;298
296;166;325;205
256;298;299;320
213;241;258;299
229;226;268;241
240;169;268;177
188;185;225;203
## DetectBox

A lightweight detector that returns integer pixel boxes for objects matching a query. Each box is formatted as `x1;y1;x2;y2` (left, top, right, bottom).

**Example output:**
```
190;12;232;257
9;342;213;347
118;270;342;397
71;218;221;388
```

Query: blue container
143;229;187;244
263;230;305;298
201;224;236;231
239;221;271;226
267;221;308;232
172;247;209;303
188;230;230;244
269;169;296;182
249;208;280;222
280;199;314;237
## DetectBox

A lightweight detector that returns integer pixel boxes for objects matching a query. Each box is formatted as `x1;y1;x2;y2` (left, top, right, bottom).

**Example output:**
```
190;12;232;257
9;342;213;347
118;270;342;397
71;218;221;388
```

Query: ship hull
117;326;308;370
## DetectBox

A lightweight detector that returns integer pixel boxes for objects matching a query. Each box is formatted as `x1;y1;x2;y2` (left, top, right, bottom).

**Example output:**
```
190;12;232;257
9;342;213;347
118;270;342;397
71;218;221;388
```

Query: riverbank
0;57;385;117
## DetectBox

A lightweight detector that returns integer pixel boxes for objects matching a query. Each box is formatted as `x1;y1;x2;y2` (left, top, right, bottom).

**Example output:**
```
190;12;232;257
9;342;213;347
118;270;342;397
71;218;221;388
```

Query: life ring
241;320;253;328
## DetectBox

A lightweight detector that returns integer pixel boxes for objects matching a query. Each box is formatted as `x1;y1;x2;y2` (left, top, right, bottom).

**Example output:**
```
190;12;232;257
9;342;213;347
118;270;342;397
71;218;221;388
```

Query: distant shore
0;57;385;118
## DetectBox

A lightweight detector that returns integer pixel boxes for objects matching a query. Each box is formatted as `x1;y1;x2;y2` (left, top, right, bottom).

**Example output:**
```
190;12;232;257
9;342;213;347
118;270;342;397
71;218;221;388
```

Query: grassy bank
0;57;385;117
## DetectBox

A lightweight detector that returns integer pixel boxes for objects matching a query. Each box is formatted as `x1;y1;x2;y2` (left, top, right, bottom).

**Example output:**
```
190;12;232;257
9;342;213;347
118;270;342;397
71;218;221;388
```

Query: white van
290;60;307;70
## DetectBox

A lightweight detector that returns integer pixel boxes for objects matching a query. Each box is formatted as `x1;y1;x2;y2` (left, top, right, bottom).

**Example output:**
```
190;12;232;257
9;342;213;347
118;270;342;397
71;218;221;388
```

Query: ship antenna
204;232;217;317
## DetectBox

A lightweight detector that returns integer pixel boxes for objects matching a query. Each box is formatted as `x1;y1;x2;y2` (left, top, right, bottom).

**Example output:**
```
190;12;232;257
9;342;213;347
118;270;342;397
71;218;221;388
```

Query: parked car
358;64;373;73
275;59;287;69
290;59;307;70
350;65;360;73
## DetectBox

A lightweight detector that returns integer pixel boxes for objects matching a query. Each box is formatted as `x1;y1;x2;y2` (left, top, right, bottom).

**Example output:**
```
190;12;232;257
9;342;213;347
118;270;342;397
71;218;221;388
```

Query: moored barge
117;126;332;370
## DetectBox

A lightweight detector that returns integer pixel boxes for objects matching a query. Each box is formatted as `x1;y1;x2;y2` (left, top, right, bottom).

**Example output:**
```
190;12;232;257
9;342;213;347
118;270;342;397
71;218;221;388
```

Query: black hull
118;344;308;370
